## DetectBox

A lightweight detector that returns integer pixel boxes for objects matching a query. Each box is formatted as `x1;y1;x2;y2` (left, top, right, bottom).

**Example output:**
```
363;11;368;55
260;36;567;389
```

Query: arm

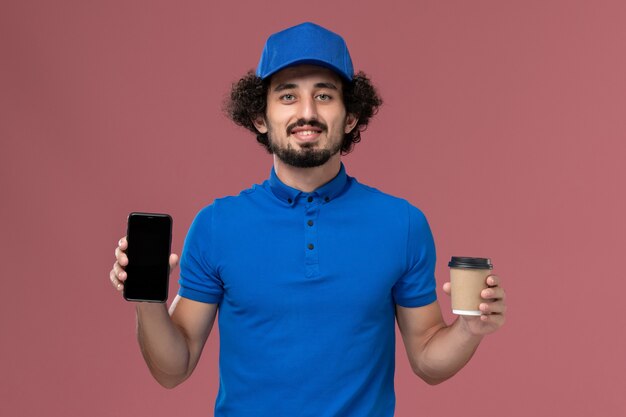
395;275;506;385
395;301;482;385
111;237;218;388
136;296;218;388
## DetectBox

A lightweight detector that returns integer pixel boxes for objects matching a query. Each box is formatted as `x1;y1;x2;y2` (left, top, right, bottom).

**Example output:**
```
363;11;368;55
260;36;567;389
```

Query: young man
110;22;506;417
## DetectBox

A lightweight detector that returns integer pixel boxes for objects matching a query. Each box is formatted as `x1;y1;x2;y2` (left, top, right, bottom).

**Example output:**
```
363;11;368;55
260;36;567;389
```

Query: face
253;65;358;168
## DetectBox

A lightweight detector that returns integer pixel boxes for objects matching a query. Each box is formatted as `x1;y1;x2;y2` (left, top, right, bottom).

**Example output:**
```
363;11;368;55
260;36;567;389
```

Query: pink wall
1;1;624;416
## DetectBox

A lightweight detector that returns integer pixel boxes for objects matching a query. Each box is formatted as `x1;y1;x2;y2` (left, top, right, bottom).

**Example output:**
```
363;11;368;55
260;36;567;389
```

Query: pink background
1;1;625;416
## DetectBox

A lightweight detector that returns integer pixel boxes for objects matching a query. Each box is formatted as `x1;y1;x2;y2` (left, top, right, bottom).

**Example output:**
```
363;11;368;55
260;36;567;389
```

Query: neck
273;155;341;193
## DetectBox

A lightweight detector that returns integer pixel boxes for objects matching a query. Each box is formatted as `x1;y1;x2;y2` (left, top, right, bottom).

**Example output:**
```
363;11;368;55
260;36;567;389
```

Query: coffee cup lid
448;256;493;269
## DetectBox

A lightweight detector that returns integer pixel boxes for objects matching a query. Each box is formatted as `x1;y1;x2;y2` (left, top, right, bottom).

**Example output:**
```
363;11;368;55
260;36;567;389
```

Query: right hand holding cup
443;256;506;336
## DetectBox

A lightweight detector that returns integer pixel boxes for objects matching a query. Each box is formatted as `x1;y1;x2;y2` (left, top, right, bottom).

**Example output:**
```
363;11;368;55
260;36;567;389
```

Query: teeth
295;130;317;136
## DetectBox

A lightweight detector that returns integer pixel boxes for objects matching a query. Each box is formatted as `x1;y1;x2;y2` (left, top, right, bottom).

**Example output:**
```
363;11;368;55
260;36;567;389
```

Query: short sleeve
178;205;224;304
392;203;437;307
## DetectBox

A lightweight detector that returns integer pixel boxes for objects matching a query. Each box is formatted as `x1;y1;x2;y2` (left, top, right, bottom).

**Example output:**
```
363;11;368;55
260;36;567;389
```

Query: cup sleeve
178;205;224;304
392;203;437;308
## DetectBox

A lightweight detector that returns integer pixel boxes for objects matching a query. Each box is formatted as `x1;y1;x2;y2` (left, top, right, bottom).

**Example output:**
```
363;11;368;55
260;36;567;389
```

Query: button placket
304;197;320;278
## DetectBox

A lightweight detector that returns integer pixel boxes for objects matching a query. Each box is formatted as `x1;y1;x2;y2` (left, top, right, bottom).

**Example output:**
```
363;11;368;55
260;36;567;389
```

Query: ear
252;115;268;134
344;113;359;134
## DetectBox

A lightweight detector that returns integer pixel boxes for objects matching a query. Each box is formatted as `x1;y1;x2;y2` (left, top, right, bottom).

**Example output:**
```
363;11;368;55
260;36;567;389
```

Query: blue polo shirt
179;163;437;417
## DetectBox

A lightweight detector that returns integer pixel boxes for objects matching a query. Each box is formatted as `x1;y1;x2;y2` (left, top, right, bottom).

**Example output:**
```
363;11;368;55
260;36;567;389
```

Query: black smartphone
123;212;172;303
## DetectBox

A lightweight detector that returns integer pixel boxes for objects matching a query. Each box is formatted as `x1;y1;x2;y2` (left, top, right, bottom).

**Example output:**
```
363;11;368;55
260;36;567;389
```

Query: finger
442;282;451;295
480;300;506;315
481;287;505;301
119;236;128;250
113;261;127;282
479;312;506;327
115;247;128;266
169;253;180;270
109;269;124;291
486;274;500;287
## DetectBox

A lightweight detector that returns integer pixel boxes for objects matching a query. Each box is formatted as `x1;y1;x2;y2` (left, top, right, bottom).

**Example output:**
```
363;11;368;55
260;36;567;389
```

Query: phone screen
123;212;172;302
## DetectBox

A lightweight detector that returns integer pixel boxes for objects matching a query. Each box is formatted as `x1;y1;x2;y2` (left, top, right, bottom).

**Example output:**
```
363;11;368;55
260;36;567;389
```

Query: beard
267;119;343;168
269;140;342;168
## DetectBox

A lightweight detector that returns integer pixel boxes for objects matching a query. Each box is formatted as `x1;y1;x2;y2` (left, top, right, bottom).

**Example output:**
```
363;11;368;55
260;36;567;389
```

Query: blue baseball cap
256;22;354;81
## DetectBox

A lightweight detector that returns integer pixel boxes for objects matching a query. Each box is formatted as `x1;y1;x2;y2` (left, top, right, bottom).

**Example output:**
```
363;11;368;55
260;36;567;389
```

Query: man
110;22;506;417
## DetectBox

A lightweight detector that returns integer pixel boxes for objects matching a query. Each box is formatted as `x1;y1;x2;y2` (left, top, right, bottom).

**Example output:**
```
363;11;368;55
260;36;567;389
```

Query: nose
297;95;318;121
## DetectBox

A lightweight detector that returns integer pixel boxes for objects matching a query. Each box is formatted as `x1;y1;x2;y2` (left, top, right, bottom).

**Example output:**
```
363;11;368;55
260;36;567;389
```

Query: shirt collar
266;163;349;206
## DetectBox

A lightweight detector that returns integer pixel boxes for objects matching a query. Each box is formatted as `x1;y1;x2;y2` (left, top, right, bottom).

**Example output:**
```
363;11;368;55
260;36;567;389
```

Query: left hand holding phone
109;236;179;297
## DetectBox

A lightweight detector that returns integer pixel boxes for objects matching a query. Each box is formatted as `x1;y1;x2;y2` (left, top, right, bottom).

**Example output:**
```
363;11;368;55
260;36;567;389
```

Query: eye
280;93;296;102
316;93;332;101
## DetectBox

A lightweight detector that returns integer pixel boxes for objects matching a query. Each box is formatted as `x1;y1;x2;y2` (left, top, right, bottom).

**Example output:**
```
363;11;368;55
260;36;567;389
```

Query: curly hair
224;70;382;155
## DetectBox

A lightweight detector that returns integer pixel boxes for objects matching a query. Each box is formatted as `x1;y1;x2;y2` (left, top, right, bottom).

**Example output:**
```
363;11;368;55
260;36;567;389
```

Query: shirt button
307;196;313;203
307;220;314;226
308;243;314;250
288;198;293;204
324;196;330;202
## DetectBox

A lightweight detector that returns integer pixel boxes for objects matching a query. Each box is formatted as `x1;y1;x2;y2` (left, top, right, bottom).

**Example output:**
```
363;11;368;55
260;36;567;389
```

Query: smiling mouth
288;119;326;134
291;129;321;136
289;126;323;141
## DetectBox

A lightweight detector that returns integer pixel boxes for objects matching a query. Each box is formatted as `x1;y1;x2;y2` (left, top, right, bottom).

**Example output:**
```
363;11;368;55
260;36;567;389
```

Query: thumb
442;281;451;295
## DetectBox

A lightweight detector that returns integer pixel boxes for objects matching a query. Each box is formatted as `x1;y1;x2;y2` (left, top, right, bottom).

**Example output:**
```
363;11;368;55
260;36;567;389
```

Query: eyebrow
273;83;297;92
272;82;339;92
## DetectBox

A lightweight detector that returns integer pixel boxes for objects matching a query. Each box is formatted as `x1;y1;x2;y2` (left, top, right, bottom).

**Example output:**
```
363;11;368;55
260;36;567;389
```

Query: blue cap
256;22;354;81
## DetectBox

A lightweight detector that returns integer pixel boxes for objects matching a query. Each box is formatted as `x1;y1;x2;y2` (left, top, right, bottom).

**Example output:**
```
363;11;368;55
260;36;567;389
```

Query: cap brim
259;58;352;81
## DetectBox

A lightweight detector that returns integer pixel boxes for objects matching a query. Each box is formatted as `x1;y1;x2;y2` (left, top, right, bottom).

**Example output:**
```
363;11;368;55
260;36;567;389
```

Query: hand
109;236;179;294
443;274;506;336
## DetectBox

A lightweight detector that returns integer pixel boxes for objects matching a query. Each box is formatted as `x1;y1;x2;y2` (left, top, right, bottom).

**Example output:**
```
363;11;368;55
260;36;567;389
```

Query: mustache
287;119;328;135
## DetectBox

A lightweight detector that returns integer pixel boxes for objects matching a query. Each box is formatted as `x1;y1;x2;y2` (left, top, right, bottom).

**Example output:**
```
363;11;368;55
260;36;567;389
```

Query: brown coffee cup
449;257;493;316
